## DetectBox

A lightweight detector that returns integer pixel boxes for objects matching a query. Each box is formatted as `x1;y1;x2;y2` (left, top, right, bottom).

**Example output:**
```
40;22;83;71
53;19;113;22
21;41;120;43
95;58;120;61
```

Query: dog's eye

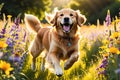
70;13;73;16
60;14;64;16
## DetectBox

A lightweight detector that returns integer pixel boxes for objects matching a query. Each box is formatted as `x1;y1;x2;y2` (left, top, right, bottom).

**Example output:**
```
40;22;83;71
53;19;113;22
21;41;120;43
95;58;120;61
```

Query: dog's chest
58;37;78;49
62;39;72;47
57;39;78;59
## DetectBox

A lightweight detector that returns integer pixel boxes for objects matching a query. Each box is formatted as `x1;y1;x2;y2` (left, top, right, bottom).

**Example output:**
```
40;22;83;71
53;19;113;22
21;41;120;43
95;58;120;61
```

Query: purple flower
9;56;14;61
9;25;16;33
17;51;28;71
99;58;108;68
23;30;26;42
14;56;21;62
98;70;107;75
0;35;4;38
0;27;6;38
15;33;19;39
0;21;7;38
115;69;120;74
1;28;6;34
105;10;111;27
118;47;120;51
6;38;14;47
102;58;108;64
14;18;20;26
99;63;107;68
9;54;21;62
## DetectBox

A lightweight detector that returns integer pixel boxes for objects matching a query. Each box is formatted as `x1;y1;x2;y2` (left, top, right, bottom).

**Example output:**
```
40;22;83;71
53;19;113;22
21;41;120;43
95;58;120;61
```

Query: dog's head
47;9;86;36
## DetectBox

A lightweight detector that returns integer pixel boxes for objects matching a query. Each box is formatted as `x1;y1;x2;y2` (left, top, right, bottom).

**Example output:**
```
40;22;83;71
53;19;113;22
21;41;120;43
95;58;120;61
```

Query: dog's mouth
60;23;73;33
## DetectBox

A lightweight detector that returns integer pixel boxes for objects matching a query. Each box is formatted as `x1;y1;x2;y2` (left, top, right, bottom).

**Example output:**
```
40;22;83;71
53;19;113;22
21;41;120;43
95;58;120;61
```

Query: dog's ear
50;12;58;26
45;12;53;24
76;10;86;27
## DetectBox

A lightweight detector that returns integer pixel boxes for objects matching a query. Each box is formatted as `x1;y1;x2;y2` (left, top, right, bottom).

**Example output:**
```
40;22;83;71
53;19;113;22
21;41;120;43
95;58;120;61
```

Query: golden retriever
24;8;86;77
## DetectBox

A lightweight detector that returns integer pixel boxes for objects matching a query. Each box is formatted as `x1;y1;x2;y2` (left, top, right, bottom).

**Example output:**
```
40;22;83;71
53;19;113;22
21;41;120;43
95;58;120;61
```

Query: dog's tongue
63;26;70;32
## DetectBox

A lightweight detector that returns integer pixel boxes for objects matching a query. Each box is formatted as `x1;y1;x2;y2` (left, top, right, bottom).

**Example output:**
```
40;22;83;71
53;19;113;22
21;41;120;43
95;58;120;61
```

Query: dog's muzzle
60;17;73;33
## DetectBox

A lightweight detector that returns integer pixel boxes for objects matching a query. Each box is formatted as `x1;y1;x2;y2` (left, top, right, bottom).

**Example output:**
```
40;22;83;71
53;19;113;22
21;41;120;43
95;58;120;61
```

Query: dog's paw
31;63;36;71
55;67;63;77
41;63;45;72
64;61;73;70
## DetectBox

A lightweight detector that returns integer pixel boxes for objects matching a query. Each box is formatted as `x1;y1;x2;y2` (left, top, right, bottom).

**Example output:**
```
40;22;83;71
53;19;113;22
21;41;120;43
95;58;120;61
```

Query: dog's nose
64;17;69;22
56;74;63;77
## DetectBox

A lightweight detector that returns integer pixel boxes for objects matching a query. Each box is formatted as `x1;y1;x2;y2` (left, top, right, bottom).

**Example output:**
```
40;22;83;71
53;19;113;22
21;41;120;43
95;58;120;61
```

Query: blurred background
0;0;120;24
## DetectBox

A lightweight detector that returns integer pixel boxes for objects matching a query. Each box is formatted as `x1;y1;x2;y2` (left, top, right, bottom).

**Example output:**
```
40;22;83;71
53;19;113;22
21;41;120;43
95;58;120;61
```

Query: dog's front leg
64;51;79;70
46;52;63;77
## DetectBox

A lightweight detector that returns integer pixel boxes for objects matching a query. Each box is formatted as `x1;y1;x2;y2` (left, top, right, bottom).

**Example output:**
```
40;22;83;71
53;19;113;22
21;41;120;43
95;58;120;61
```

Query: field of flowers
0;10;120;80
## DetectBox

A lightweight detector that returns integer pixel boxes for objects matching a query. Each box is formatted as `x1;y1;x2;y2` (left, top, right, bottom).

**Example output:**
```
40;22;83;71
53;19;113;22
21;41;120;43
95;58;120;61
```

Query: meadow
0;11;120;80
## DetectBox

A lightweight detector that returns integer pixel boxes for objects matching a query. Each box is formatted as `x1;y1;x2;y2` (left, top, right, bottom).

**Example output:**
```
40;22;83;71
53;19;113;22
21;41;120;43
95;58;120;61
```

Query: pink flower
105;10;111;27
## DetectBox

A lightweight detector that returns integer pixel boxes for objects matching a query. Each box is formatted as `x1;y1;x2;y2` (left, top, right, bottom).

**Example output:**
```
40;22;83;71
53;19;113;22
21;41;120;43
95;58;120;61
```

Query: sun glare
52;0;71;8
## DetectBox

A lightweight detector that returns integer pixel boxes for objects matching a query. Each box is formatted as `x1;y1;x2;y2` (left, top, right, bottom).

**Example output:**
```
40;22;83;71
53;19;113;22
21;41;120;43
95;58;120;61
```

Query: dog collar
58;35;72;47
68;42;71;47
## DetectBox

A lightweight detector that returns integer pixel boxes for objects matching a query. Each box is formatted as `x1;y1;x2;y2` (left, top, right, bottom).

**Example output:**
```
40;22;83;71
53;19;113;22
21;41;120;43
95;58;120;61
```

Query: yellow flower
7;15;12;18
90;24;96;28
0;41;8;49
116;40;120;44
110;32;120;39
107;9;110;15
100;46;107;49
0;60;13;75
102;40;110;44
102;53;109;57
109;47;119;54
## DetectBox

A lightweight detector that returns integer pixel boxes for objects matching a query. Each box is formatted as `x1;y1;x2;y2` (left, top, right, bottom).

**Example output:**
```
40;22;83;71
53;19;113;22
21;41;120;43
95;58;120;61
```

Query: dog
24;8;86;77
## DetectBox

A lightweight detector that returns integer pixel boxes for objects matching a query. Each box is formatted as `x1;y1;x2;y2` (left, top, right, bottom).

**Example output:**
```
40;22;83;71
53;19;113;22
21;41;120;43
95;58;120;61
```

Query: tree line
0;0;119;24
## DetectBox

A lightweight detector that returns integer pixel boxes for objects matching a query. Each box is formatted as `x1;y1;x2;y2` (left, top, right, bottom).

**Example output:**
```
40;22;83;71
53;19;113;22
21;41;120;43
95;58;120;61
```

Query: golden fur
24;8;86;77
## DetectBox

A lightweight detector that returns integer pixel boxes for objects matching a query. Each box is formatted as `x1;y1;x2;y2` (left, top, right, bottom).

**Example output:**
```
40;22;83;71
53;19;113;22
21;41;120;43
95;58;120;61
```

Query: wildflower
100;46;107;50
108;37;113;41
99;63;107;68
23;30;26;42
6;38;14;48
0;22;8;38
9;25;16;33
15;33;19;40
0;41;8;49
96;57;108;76
7;15;12;19
14;56;20;62
109;47;119;54
9;53;21;62
0;60;13;75
0;35;4;38
98;70;107;75
118;47;120;51
102;53;109;58
115;69;120;74
116;39;120;44
102;40;110;44
110;32;120;39
105;10;111;27
99;57;108;68
18;51;28;71
1;28;6;34
90;24;96;28
102;58;108;64
14;17;20;26
108;42;113;48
